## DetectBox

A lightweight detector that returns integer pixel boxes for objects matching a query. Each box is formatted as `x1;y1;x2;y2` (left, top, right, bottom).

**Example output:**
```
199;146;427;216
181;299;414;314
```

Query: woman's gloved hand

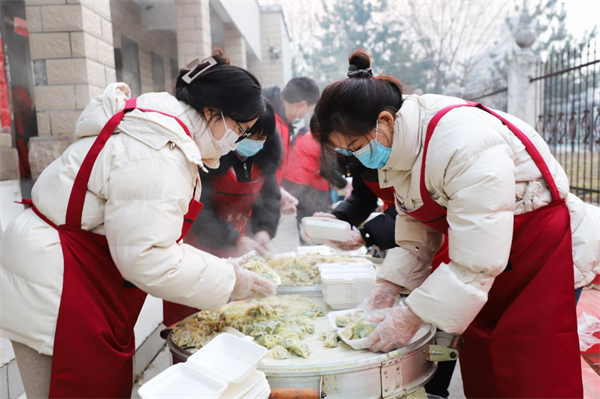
329;228;365;251
359;280;402;311
236;236;270;256
229;252;277;299
253;231;273;255
365;302;424;352
280;188;299;215
313;212;336;219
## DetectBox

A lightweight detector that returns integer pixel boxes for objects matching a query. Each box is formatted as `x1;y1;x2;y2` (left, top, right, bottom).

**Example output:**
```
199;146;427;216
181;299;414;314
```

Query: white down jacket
0;83;235;355
378;94;600;335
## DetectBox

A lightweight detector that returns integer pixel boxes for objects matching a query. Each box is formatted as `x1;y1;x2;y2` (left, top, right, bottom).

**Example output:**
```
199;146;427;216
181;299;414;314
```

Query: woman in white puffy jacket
0;51;277;399
314;50;599;398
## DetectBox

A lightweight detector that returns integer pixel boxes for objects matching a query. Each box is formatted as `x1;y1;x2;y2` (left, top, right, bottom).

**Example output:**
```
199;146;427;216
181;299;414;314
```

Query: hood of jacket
74;82;212;168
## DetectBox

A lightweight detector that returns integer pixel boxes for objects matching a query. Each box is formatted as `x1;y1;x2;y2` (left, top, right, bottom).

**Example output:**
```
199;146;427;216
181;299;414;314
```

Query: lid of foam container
318;262;373;274
187;334;268;384
302;217;352;242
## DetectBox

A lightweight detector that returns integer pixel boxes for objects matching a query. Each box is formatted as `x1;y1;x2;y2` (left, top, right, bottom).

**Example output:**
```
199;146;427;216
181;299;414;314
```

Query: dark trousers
425;360;457;398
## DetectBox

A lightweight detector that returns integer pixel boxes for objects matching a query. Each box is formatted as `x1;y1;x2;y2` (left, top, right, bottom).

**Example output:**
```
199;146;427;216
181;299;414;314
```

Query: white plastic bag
577;312;600;351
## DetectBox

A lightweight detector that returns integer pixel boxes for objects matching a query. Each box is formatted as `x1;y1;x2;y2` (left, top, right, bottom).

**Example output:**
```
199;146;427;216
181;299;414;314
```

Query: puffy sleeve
377;210;444;291
405;139;515;334
104;153;236;310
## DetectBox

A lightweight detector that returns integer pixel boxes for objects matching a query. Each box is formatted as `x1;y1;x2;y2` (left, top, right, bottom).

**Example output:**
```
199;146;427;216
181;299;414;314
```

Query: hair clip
182;57;217;84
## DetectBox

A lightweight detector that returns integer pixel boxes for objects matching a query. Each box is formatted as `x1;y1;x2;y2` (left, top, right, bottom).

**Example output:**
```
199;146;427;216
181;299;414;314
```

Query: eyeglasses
234;120;253;143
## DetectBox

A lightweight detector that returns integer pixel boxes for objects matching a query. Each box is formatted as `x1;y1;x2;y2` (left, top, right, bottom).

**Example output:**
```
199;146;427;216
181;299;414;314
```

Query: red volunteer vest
398;102;582;398
26;98;202;398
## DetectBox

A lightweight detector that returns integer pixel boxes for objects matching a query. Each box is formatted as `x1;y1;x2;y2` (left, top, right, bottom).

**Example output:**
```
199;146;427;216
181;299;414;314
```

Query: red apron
398;102;582;398
163;165;265;327
363;179;395;209
26;98;202;398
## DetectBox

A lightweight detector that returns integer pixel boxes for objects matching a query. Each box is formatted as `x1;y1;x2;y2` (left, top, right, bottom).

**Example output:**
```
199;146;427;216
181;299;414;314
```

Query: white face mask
217;111;240;156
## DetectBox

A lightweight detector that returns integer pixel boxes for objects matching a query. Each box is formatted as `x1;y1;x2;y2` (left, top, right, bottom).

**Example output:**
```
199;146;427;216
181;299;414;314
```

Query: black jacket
191;132;284;250
332;159;397;250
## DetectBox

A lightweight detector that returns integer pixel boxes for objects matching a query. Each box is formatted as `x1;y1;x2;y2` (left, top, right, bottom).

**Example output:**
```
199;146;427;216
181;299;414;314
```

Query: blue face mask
335;120;391;169
235;138;265;157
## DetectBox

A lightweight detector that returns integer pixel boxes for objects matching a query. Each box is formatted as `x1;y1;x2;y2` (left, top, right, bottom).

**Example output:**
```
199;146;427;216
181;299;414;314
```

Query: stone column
507;28;539;127
25;0;116;179
507;50;538;127
175;0;211;68
224;24;247;69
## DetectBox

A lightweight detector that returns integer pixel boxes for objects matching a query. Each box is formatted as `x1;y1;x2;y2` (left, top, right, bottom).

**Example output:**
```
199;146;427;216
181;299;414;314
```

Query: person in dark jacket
163;103;282;326
308;155;398;251
189;105;283;256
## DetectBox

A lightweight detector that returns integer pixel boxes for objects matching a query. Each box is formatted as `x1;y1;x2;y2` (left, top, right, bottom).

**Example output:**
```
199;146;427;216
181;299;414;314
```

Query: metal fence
532;41;600;204
464;77;508;112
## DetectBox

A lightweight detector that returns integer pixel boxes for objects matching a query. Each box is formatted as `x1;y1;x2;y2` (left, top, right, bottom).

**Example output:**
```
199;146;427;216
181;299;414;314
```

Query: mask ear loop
370;118;379;156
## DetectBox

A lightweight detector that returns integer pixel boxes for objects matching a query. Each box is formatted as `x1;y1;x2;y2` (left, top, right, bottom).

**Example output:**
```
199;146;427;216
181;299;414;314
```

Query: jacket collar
381;95;425;172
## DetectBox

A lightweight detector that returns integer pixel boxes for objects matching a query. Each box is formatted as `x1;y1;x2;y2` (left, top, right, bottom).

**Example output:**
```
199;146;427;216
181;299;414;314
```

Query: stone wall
248;9;286;90
175;0;212;68
26;0;116;137
110;0;178;94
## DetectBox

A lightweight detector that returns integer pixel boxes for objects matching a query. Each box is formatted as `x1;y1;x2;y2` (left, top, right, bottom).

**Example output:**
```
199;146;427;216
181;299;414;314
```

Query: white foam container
296;245;332;255
319;263;376;309
340;335;370;350
326;308;373;350
220;370;265;399
138;363;227;399
139;334;267;398
327;309;362;329
318;262;374;274
188;334;268;384
301;217;352;243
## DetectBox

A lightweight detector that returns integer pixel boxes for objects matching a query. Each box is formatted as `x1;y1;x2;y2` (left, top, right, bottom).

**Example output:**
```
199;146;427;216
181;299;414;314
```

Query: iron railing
532;41;600;204
464;78;508;112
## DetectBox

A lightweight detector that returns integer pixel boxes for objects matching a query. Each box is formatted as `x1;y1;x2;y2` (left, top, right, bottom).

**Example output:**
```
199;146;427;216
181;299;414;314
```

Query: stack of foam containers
138;334;270;399
319;262;376;310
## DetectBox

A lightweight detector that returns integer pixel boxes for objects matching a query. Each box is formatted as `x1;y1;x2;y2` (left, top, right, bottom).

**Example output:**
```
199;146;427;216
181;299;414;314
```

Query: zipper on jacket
243;162;249;178
383;169;389;184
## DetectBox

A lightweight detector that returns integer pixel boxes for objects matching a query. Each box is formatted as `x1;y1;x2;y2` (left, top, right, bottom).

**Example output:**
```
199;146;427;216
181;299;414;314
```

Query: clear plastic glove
299;223;316;245
358;281;402;312
253;231;273;255
280;187;299;215
365;302;425;352
229;251;277;299
236;236;269;256
329;228;365;251
313;212;336;219
343;180;353;200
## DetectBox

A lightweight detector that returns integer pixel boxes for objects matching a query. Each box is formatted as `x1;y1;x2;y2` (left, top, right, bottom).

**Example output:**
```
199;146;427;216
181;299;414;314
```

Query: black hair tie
347;65;373;78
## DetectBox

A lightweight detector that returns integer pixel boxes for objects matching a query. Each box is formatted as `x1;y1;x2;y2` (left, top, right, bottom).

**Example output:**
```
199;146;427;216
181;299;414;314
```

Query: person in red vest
0;51;278;399
263;77;320;214
312;49;594;398
163;103;282;326
282;117;347;241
